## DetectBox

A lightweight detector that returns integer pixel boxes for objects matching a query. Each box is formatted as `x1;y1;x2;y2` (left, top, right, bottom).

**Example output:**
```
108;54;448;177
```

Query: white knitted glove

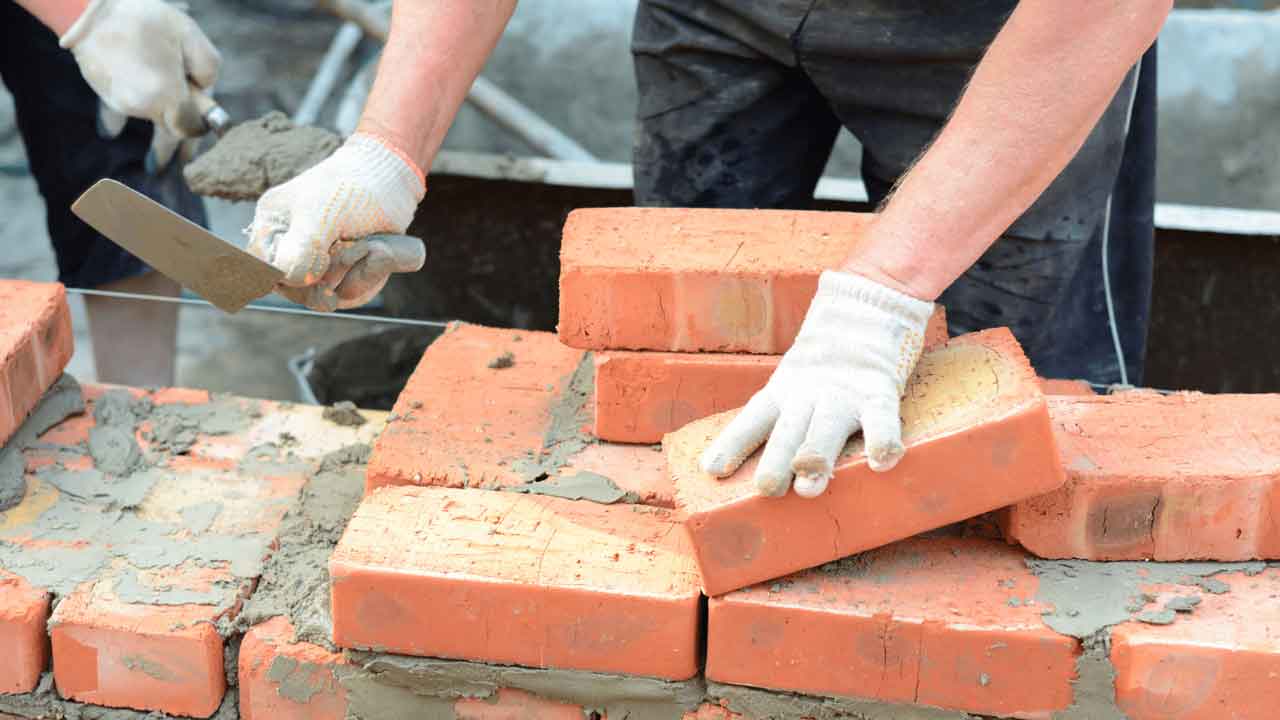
60;0;221;170
247;133;426;311
701;271;935;498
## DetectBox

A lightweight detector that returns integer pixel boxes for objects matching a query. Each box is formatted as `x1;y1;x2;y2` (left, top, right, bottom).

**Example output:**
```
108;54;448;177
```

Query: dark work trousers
0;1;207;288
632;0;1155;385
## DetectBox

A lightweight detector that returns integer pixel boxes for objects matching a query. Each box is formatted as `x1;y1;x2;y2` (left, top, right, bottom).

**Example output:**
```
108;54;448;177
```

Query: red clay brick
0;280;73;447
366;324;673;506
454;689;592;720
1112;569;1280;720
0;385;382;716
559;207;879;353
1039;378;1096;396
667;328;1065;596
594;307;949;444
330;486;702;680
240;617;348;720
0;570;49;694
708;537;1077;717
1004;392;1280;561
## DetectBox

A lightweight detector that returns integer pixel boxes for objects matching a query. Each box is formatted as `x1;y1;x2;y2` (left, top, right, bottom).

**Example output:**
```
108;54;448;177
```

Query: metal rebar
66;287;452;329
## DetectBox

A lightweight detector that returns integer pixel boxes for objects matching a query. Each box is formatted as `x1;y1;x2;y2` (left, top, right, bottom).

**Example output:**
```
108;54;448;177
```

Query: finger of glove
97;103;128;139
180;16;222;90
272;213;334;287
700;391;778;478
861;394;907;472
753;402;814;497
792;400;861;498
146;126;181;174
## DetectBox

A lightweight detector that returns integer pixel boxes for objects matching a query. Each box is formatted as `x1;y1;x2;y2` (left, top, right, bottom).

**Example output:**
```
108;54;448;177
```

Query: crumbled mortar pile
222;442;370;648
183;111;341;201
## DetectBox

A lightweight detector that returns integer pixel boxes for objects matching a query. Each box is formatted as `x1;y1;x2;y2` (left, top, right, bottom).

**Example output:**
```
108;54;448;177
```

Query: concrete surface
2;1;1278;402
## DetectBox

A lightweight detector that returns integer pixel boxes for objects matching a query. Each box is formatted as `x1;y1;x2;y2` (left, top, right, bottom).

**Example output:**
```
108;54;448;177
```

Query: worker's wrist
346;131;427;201
354;119;429;189
56;0;103;45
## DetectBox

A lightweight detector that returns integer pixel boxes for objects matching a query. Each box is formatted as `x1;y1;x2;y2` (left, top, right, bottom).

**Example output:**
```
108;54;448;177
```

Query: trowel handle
358;234;427;273
174;89;230;138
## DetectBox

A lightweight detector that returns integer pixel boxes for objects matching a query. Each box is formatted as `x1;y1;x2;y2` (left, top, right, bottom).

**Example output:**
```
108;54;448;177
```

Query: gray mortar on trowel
183;111;341;201
507;353;642;505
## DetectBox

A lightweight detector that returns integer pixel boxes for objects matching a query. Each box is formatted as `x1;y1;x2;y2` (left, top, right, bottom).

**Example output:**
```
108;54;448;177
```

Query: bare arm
15;0;88;33
357;0;518;171
841;0;1171;301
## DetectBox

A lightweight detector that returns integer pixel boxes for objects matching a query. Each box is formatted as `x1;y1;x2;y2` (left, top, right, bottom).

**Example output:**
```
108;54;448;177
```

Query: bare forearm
357;0;516;170
15;0;88;34
841;0;1170;301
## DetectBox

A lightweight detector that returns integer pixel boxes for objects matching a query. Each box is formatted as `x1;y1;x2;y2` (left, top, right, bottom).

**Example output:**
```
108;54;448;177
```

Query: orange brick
0;571;48;694
1112;569;1280;719
0;385;383;717
594;307;949;444
367;324;672;506
667;328;1065;596
454;689;590;720
708;537;1077;717
1039;378;1096;396
330;486;702;680
240;617;348;720
1004;393;1280;561
558;208;877;353
0;280;73;447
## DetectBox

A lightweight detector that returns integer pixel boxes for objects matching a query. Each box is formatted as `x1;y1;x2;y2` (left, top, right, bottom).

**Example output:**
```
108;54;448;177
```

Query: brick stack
6;201;1280;720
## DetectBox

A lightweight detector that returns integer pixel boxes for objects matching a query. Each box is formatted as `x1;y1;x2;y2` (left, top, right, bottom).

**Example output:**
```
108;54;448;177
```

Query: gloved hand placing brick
247;133;427;311
54;0;222;170
700;270;935;498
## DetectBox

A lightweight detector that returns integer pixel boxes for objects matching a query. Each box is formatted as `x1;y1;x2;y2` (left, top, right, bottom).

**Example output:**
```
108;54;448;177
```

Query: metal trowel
71;178;424;314
72;178;286;313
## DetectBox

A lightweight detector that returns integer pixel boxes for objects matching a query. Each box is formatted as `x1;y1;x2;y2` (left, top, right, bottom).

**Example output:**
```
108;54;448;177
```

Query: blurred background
3;0;1278;402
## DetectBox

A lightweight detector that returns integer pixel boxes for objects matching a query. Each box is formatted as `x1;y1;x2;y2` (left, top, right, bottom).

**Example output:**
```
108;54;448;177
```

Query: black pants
1;1;206;288
632;0;1155;385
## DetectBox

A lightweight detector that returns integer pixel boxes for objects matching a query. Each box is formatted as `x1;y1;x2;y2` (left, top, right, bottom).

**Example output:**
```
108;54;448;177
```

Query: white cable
1101;60;1143;387
66;287;452;329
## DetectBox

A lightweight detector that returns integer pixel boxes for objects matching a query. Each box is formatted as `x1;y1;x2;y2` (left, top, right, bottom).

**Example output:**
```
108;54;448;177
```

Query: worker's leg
794;2;1154;385
0;2;205;387
631;0;842;208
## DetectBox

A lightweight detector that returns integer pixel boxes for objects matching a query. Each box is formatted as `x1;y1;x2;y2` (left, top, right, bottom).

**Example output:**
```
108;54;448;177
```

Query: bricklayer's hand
700;271;934;498
60;0;221;170
247;133;426;311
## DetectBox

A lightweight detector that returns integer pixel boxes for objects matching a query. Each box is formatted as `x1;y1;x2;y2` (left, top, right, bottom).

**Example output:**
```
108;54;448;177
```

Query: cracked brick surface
1005;392;1280;560
707;537;1077;718
667;329;1065;596
330;486;702;680
558;207;876;353
0;280;73;447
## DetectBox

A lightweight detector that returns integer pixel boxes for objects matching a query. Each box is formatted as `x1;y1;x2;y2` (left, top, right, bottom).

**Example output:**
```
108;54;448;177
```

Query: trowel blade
71;179;283;313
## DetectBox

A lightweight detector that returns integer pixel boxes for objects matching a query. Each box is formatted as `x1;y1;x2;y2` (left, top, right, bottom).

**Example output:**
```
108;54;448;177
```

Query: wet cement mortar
338;652;706;720
183;111;340;201
1024;557;1268;719
506;353;643;505
0;374;85;510
0;385;273;608
221;442;370;648
0;380;367;720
